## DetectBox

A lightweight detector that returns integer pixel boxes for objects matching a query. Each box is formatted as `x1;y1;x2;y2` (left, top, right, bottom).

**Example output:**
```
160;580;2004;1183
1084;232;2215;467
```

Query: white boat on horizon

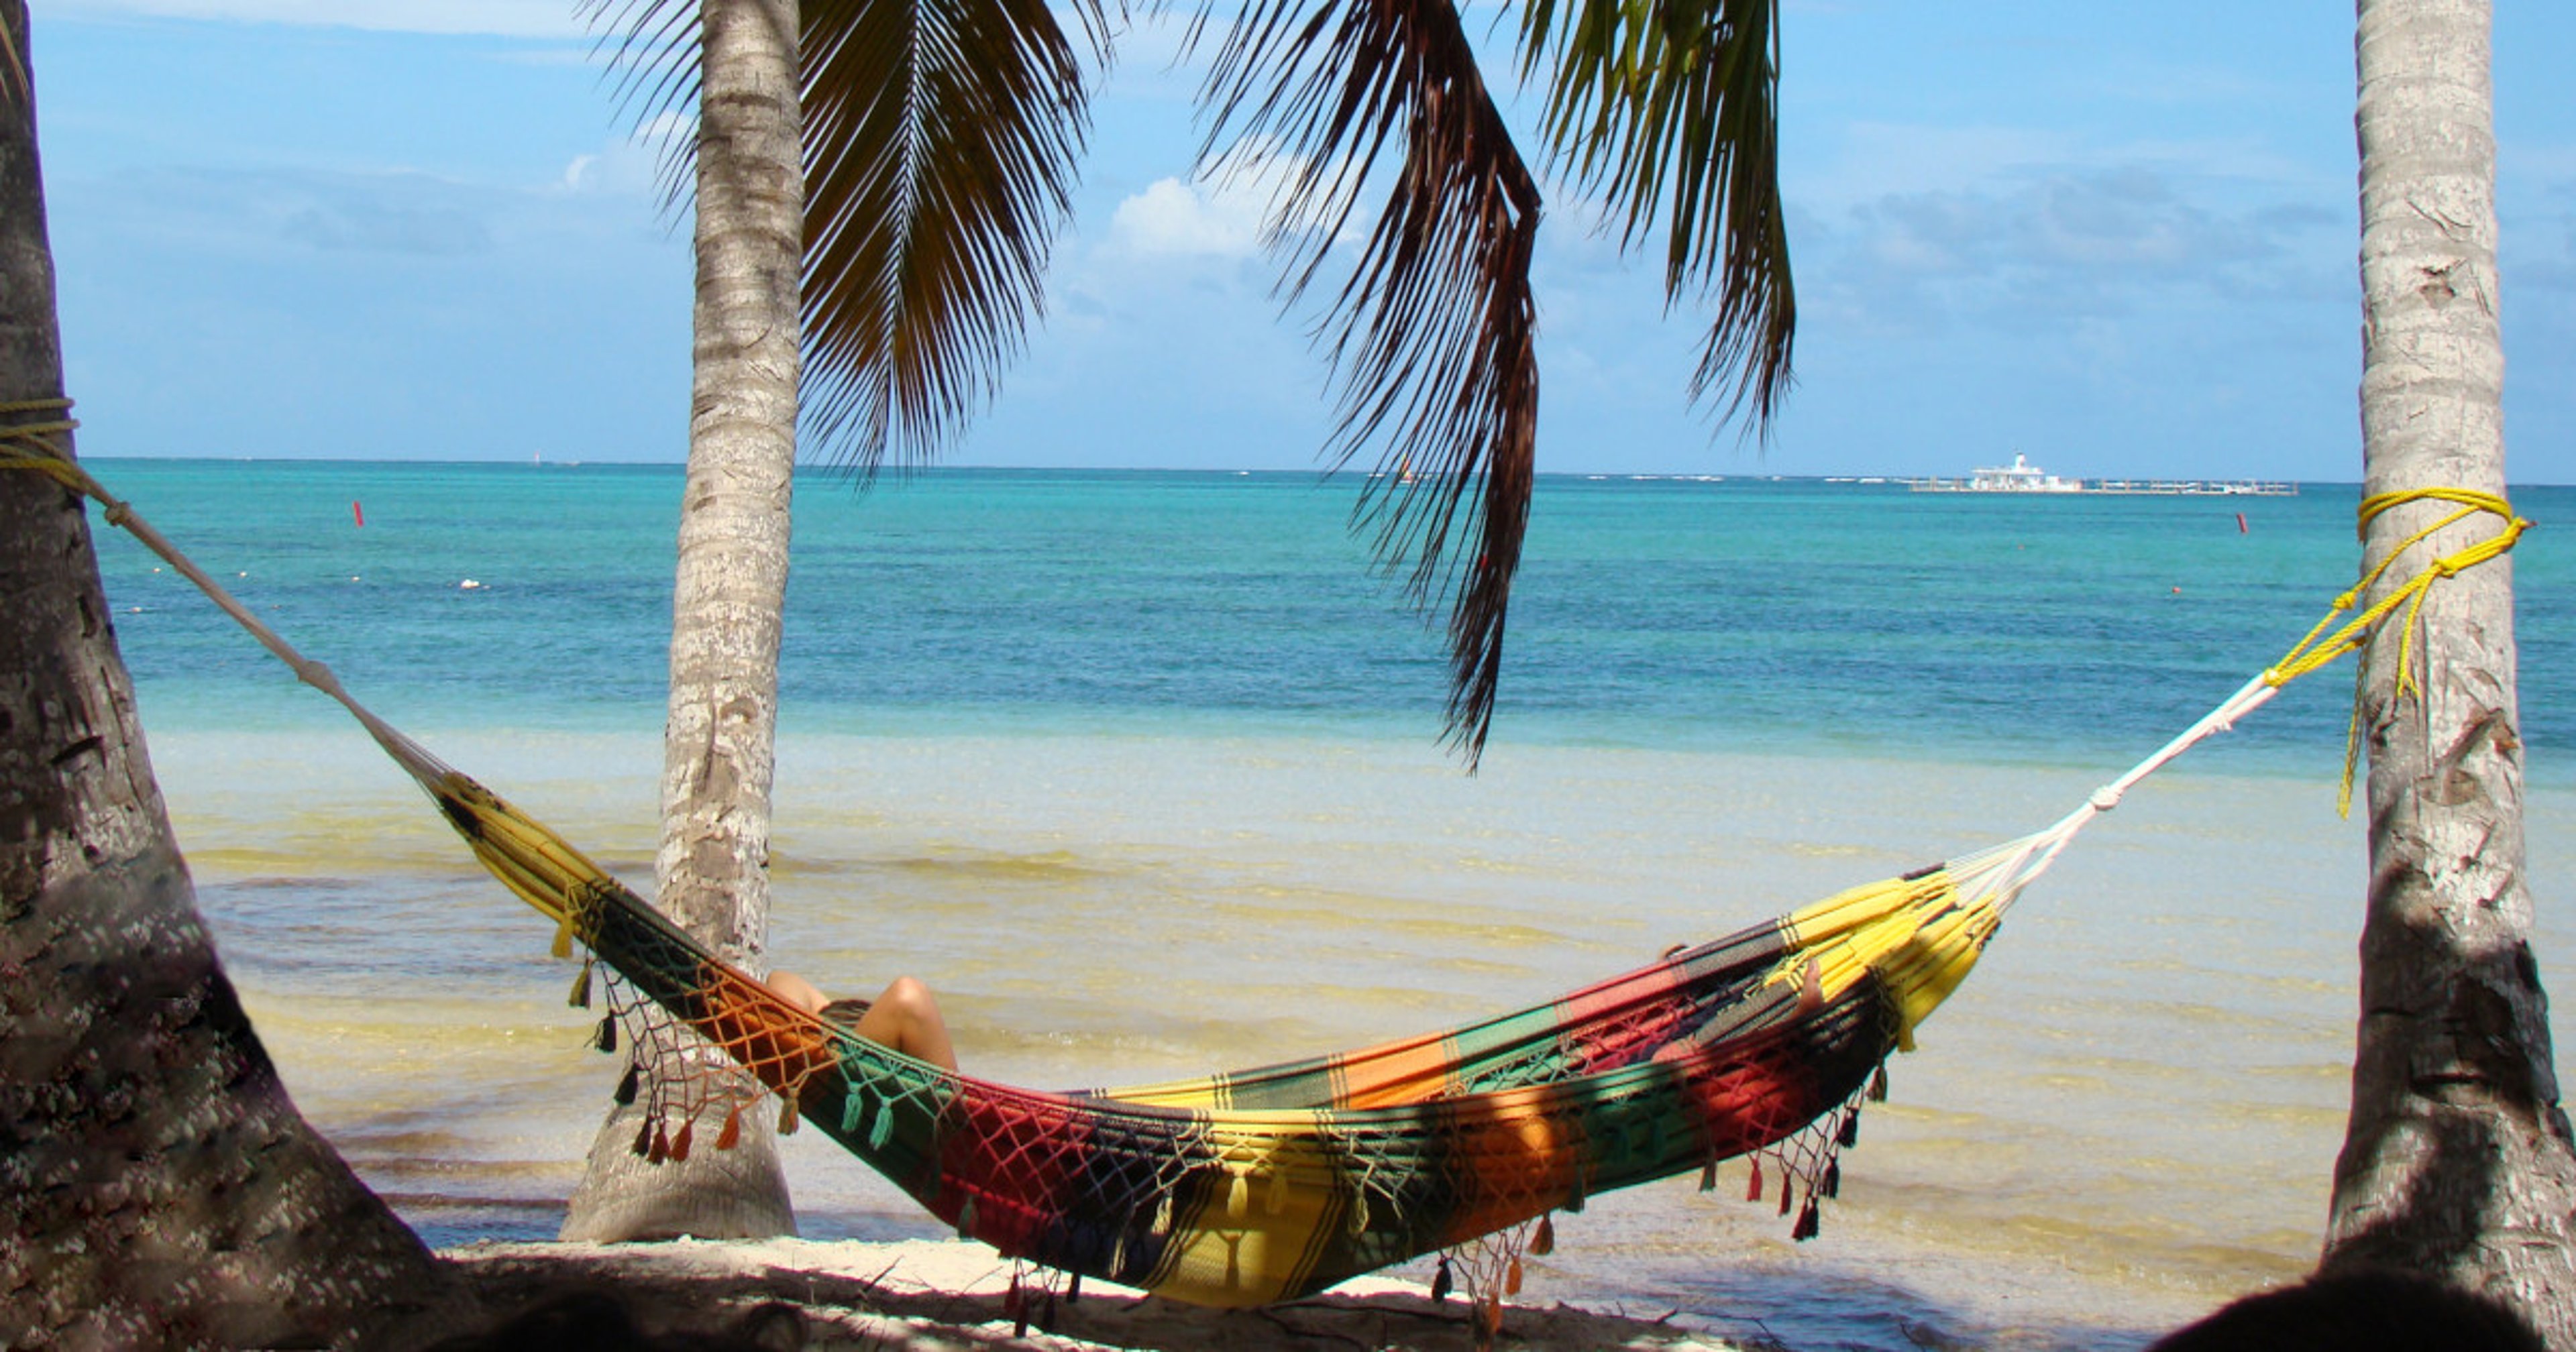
1967;453;2084;493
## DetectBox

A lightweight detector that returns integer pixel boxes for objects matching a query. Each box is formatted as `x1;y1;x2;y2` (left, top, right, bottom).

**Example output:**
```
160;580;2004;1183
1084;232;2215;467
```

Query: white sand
441;1236;1750;1350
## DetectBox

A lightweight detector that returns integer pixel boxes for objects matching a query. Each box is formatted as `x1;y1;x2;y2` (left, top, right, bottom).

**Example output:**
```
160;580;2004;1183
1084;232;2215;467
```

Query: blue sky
25;0;2576;482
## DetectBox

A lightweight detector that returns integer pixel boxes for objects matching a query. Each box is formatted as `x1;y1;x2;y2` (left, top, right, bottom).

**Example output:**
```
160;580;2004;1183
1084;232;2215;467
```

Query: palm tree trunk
2322;0;2576;1340
560;0;804;1241
0;5;450;1343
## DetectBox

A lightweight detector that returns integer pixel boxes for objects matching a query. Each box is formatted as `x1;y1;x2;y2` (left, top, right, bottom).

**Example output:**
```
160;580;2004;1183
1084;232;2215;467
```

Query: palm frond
1;6;27;109
1519;0;1792;427
1196;0;1543;765
587;0;1110;471
802;0;1109;471
581;0;704;209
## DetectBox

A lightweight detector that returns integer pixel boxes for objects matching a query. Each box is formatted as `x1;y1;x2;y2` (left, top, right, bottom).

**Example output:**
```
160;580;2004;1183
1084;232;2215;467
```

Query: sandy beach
439;1237;1752;1350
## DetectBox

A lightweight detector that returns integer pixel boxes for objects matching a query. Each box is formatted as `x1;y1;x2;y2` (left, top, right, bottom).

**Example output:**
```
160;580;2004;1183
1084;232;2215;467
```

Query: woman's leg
767;968;831;1016
851;975;958;1072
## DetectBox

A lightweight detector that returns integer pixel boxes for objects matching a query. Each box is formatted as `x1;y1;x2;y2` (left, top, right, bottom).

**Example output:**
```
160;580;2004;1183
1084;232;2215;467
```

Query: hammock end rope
2263;487;2529;819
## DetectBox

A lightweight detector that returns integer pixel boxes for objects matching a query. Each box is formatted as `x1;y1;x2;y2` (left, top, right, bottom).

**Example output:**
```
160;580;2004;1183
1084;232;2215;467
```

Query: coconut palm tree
557;0;1801;1238
0;4;453;1343
2322;0;2576;1340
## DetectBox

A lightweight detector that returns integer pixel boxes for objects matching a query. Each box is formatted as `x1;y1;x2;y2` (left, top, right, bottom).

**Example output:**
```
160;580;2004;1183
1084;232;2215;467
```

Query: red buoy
353;500;366;527
2235;512;2247;534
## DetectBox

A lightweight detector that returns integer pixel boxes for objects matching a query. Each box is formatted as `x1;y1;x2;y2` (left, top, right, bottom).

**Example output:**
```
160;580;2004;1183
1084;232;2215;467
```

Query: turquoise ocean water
83;461;2576;1350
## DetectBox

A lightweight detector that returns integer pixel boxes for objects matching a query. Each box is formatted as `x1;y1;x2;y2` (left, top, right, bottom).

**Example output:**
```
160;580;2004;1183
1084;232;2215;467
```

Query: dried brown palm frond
1518;0;1793;426
1195;0;1544;765
585;0;1110;471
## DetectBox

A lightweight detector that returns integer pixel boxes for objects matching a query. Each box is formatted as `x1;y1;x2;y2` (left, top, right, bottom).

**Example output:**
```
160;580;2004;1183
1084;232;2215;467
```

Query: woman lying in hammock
766;970;959;1072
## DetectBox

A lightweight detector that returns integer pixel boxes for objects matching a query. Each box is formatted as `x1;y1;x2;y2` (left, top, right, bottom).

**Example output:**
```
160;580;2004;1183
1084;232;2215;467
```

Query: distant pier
1902;477;2298;496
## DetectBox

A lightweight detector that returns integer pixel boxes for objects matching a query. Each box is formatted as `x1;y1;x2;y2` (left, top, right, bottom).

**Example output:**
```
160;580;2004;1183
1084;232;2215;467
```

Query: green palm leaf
1520;0;1794;424
587;0;1108;469
1196;0;1545;764
802;0;1108;468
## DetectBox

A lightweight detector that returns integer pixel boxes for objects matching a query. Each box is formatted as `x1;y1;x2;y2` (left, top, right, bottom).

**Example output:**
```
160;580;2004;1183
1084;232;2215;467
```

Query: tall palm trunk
560;0;805;1241
0;4;448;1343
2322;0;2576;1340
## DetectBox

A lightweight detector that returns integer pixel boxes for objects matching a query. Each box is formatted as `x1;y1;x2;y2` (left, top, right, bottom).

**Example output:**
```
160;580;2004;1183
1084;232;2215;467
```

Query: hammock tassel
716;1106;741;1152
777;1090;801;1137
1746;1159;1764;1203
1430;1256;1453;1303
594;1015;617;1054
867;1099;895;1151
1869;1065;1890;1103
1699;1158;1718;1193
1151;1195;1173;1237
669;1119;694;1162
1225;1168;1250;1221
550;917;574;961
1823;1160;1841;1198
1505;1257;1523;1296
612;1063;639;1106
1794;1198;1821;1243
841;1090;866;1137
1565;1169;1587;1215
568;960;592;1009
1839;1112;1861;1148
648;1123;670;1165
631;1119;654;1158
1777;1180;1794;1218
1067;1274;1082;1304
957;1197;979;1243
1530;1216;1554;1257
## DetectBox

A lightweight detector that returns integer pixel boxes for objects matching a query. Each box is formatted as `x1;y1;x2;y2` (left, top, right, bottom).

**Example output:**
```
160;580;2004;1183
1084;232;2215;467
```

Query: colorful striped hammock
428;742;1988;1307
5;436;2521;1316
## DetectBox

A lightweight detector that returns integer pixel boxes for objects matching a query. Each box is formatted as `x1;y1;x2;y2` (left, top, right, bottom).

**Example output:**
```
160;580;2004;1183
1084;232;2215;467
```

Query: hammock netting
429;758;1998;1308
1;425;2524;1318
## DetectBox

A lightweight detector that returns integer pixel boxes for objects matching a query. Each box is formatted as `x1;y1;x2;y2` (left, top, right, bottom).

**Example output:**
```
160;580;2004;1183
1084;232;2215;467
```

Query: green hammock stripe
440;763;1961;1306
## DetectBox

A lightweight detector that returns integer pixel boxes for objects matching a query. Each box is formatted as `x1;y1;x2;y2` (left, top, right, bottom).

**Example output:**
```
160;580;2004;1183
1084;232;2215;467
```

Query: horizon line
70;455;2483;488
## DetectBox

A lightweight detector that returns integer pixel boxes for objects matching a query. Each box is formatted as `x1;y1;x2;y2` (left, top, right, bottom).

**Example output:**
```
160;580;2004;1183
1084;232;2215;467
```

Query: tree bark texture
2322;0;2576;1342
0;7;451;1344
559;0;804;1241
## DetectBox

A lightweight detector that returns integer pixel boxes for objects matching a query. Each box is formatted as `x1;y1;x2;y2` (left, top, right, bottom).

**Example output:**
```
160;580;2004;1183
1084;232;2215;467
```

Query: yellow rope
0;400;150;539
2261;487;2529;816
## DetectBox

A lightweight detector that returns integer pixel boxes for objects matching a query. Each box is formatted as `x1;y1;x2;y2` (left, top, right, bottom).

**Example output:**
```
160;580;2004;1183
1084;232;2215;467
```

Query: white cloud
559;116;693;199
48;0;586;38
1107;146;1358;261
1110;176;1269;258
